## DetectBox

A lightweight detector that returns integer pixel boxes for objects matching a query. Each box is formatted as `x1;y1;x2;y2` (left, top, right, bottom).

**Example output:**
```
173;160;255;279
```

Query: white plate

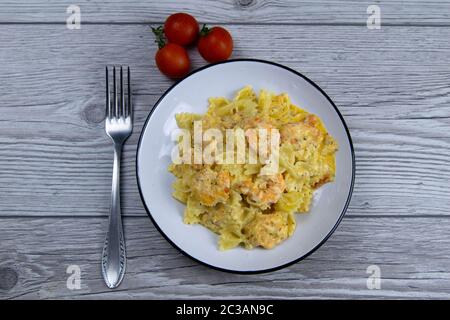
136;59;355;273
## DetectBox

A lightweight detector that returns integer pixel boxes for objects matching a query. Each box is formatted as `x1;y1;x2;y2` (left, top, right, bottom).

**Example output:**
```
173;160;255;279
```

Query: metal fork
102;66;132;289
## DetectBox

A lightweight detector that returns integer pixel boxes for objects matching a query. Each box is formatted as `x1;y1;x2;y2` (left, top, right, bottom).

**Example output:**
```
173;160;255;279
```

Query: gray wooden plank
2;24;450;114
0;24;449;217
1;216;450;299
0;0;450;25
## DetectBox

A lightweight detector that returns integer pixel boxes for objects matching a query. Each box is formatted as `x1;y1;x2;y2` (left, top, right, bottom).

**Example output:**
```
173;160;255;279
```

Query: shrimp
280;115;321;145
239;173;286;209
191;167;231;206
243;211;289;249
243;117;273;131
244;118;279;163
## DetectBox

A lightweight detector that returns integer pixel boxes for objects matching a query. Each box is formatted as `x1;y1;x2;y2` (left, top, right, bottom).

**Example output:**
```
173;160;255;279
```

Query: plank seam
1;22;450;27
0;214;449;219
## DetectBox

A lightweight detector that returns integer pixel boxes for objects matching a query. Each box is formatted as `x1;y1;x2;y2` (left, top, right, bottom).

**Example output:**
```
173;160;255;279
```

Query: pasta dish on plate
168;86;338;250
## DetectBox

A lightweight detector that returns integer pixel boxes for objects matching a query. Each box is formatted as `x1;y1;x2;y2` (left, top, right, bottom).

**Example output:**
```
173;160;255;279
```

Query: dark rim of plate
135;58;356;274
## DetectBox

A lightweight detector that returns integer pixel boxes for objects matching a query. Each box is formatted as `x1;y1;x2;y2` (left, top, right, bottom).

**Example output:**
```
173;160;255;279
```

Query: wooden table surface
0;0;449;299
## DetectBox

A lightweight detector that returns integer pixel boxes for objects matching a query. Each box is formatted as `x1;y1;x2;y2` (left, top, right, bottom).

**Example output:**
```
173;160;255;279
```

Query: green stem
200;24;211;37
151;26;166;49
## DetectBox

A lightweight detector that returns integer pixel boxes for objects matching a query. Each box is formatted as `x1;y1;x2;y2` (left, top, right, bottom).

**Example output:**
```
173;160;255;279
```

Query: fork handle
102;143;126;288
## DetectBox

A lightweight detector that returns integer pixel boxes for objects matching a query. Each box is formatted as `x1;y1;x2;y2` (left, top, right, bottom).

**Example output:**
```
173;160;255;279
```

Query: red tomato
198;25;233;63
164;13;199;46
155;43;190;79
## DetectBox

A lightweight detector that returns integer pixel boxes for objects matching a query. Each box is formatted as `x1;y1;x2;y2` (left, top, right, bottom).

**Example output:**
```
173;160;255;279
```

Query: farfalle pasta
168;86;338;250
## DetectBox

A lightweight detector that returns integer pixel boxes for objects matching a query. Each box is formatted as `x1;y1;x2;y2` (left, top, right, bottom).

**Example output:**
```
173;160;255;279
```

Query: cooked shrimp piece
191;167;231;206
244;118;274;152
243;211;289;249
243;117;273;130
280;115;321;145
244;118;279;164
239;173;286;209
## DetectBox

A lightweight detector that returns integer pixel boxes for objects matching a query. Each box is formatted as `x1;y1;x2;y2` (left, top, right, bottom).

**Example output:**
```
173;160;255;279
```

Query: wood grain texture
1;217;450;299
0;0;450;25
0;24;449;217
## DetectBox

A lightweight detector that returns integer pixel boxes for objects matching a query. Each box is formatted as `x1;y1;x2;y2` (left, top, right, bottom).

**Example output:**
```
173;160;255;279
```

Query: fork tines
106;66;132;120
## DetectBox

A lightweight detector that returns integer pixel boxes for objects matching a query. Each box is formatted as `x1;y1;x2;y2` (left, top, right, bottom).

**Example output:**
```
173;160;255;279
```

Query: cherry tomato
164;13;199;46
198;25;233;63
155;43;190;79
